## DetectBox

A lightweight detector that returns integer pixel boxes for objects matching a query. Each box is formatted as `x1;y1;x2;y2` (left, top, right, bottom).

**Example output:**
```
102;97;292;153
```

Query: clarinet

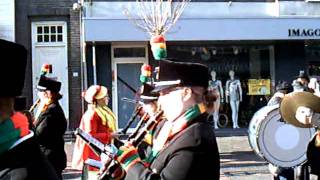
74;128;118;158
129;110;163;146
75;110;163;156
128;112;150;140
121;106;143;135
98;110;164;179
29;99;40;113
75;110;164;179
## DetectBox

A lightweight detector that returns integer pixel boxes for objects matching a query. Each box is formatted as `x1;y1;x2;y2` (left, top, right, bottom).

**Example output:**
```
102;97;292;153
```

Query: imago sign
288;28;320;37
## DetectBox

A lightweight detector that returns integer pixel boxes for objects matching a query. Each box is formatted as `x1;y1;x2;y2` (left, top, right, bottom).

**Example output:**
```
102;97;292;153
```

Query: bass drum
248;104;316;168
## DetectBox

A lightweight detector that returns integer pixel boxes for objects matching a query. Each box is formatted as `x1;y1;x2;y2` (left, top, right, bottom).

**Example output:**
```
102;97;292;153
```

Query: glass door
111;43;148;130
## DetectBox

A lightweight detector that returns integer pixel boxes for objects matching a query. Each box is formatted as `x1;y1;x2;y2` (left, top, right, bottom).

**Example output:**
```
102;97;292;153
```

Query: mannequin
225;70;242;129
208;70;224;129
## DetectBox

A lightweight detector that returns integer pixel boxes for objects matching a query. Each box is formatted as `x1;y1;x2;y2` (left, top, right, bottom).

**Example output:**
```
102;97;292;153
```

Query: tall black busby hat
37;75;61;93
0;39;27;97
153;59;210;92
139;83;158;103
14;96;27;111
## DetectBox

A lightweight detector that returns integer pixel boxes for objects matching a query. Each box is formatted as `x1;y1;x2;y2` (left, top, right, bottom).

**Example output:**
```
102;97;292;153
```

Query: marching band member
98;83;161;180
281;92;320;179
72;85;116;178
0;39;59;179
34;75;67;179
102;59;220;180
133;83;161;147
294;103;320;179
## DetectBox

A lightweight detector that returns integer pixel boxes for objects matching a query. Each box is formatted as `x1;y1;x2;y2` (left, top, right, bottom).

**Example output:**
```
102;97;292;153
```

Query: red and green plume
140;64;152;83
150;35;167;60
41;64;52;75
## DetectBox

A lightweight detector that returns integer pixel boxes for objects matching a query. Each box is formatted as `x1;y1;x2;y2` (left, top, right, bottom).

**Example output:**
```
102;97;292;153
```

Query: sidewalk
63;128;272;179
216;128;272;180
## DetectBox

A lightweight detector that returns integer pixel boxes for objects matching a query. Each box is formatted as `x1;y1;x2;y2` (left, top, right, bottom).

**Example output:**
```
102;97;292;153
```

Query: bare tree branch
124;0;190;36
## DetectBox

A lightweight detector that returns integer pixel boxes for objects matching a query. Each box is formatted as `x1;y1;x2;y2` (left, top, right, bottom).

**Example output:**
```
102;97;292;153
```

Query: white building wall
83;1;320;41
0;0;15;41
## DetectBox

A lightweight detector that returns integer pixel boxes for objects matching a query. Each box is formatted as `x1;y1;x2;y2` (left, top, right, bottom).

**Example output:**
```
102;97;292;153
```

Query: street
63;128;273;180
217;128;272;179
2;1;319;180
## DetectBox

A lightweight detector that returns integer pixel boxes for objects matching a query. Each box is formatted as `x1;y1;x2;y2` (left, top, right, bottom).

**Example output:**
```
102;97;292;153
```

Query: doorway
111;43;148;130
31;21;69;121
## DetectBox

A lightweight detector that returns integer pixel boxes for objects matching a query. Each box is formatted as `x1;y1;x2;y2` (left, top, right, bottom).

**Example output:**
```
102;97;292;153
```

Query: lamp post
73;0;88;114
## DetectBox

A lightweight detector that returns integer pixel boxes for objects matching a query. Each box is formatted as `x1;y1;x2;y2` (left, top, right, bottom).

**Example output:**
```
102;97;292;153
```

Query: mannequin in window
208;70;224;129
225;70;242;129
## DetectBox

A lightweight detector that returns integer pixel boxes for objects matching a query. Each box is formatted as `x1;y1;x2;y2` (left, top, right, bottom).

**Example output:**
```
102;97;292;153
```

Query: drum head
258;108;316;167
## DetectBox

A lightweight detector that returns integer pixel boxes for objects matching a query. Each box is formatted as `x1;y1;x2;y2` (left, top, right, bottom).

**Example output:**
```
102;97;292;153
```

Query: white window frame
32;21;67;47
111;42;148;130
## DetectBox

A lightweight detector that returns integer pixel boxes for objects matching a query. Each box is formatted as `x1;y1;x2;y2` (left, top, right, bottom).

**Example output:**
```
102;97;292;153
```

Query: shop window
167;45;251;81
306;43;320;77
166;44;273;127
36;25;64;43
308;63;320;76
114;47;146;58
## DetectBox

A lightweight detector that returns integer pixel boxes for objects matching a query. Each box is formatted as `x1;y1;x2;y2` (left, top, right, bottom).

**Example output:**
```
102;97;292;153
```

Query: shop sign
248;79;271;95
288;29;320;37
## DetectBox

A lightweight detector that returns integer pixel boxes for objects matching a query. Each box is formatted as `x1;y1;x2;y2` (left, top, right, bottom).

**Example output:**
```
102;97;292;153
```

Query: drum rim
248;105;279;159
257;109;315;167
248;105;315;168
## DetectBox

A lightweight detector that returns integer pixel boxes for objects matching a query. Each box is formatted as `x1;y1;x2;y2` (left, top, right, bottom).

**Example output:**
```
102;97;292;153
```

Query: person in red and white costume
72;85;117;176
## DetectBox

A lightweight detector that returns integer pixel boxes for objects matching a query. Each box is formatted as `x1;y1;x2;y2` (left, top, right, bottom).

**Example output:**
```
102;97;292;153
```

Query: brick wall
15;0;82;130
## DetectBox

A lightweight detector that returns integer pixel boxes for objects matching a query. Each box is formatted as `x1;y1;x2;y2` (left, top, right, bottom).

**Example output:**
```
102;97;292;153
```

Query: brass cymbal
280;92;320;128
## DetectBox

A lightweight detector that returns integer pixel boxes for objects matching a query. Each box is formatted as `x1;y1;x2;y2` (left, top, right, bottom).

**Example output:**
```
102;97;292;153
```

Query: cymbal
280;92;320;128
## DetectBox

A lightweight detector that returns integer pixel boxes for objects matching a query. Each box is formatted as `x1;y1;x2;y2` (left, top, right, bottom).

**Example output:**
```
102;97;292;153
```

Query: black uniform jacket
0;134;59;180
126;113;220;180
34;102;67;172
